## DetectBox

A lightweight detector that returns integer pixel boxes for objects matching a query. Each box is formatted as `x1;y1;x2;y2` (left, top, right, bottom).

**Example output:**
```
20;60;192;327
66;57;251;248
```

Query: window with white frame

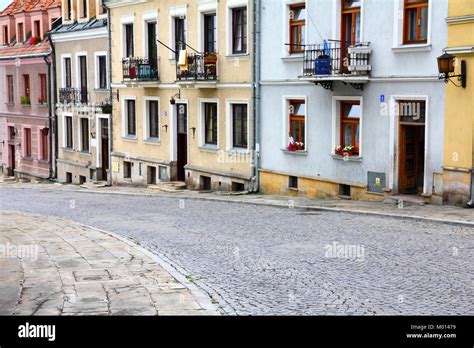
282;97;307;151
62;55;72;88
332;96;363;157
203;12;217;53
227;101;249;150
39;127;48;160
79;117;90;152
144;98;159;140
230;6;247;54
123;98;136;137
23;127;32;158
393;0;432;48
169;6;187;59
95;53;107;89
123;23;134;58
143;16;158;69
199;100;218;147
288;3;305;54
64;115;73;149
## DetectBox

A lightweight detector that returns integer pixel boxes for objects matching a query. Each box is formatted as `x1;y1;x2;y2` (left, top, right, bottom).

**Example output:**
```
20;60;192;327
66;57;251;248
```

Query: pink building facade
0;0;60;179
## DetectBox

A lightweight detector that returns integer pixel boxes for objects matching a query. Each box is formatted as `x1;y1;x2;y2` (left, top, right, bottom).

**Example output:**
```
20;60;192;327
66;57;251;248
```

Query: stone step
147;181;187;192
383;195;427;206
80;181;109;189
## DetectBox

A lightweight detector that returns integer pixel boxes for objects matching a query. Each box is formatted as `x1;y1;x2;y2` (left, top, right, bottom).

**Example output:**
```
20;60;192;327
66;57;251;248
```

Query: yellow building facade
442;0;474;205
106;0;254;190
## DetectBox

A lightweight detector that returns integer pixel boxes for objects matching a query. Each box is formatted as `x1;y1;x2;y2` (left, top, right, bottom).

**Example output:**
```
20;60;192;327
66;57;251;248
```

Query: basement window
232;182;245;191
200;175;211;191
339;184;351;197
124;161;132;179
289;176;298;189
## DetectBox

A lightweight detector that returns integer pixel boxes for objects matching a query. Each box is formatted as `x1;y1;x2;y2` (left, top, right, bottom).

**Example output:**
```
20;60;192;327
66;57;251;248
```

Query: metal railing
176;53;218;81
122;57;159;81
303;40;371;77
59;87;88;104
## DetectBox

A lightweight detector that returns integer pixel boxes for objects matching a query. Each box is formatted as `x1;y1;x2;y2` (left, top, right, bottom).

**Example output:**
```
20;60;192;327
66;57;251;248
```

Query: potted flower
20;96;30;105
38;98;47;105
204;52;218;64
296;142;304;150
288;135;296;151
335;145;355;157
28;37;40;45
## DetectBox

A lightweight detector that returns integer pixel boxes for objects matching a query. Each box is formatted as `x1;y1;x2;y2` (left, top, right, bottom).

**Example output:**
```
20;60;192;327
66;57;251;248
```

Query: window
34;20;41;38
123;161;132;178
289;100;305;148
289;4;305;54
3;25;8;45
65;115;73;148
80;118;90;152
50;18;58;29
232;104;248;148
147;100;159;139
174;17;186;53
98;0;106;15
124;23;134;57
125;99;136;136
18;23;24;42
403;0;428;44
22;75;30;104
340;101;360;154
289;176;298;189
24;128;32;158
6;75;13;103
232;7;247;54
204;13;216;53
40;128;48;160
65;0;72;20
97;55;107;89
146;22;158;68
81;0;87;18
63;57;72;88
204;102;218;145
39;74;47;103
341;0;361;45
78;55;87;103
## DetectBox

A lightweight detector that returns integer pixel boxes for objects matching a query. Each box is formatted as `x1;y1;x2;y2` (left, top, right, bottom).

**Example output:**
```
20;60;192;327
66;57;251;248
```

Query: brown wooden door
176;103;187;182
100;118;109;180
9;145;15;175
399;125;424;194
340;1;361;73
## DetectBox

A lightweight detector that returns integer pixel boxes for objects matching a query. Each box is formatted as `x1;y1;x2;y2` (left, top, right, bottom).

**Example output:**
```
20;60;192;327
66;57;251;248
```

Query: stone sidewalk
1;180;473;226
0;211;217;316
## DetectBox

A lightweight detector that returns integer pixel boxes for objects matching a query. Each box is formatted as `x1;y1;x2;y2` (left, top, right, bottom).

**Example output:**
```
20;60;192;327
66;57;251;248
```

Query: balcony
59;87;88;104
176;53;218;87
122;57;159;84
301;40;371;90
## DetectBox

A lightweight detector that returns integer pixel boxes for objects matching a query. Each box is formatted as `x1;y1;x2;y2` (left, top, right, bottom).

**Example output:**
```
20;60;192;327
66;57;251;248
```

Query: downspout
106;6;113;186
43;55;53;180
46;31;58;180
467;168;474;208
250;0;261;192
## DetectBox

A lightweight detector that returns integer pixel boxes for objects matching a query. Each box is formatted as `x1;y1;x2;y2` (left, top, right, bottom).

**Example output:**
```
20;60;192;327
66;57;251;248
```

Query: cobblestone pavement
1;187;473;315
0;211;214;315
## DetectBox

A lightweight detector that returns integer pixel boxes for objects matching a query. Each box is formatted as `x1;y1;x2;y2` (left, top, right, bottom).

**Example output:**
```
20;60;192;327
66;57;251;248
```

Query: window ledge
392;44;432;53
22;156;33;161
62;147;75;152
143;138;161;145
199;145;219;152
94;88;108;92
79;151;91;155
5;103;15;106
38;159;49;164
331;154;363;162
227;147;250;154
226;53;249;59
281;149;307;155
123;136;138;142
36;103;49;107
281;54;304;62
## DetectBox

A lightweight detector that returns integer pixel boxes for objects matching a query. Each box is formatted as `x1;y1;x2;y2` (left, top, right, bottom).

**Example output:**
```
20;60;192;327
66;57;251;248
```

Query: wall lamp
437;52;467;88
169;90;181;105
162;124;168;132
190;127;196;139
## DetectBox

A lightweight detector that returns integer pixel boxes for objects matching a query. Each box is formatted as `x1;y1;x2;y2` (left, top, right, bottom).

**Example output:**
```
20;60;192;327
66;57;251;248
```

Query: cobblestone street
1;187;473;315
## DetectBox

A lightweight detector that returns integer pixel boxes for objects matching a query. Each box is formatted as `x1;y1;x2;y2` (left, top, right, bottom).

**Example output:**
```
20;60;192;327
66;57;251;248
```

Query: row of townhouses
1;0;473;207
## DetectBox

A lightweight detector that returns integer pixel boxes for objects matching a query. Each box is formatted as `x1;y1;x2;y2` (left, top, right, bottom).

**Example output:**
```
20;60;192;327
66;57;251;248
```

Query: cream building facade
50;0;111;184
106;0;255;190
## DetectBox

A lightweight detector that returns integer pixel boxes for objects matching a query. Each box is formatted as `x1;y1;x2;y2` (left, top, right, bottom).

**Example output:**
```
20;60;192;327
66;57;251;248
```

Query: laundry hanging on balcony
178;49;188;71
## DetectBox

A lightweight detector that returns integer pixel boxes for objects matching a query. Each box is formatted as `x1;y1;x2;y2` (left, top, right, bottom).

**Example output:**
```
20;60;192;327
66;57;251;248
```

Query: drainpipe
43;55;53;180
106;7;113;186
250;0;261;192
46;31;58;180
467;168;474;208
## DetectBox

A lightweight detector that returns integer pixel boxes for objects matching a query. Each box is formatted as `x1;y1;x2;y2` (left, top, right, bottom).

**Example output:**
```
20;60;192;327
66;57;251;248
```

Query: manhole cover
73;269;112;282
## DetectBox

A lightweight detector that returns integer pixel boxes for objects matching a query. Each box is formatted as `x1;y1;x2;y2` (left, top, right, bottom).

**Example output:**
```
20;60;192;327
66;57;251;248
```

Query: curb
2;210;222;316
3;184;474;227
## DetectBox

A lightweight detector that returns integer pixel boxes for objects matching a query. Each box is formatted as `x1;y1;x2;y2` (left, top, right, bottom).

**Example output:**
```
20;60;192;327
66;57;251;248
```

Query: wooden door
176;103;187;182
341;1;360;73
9;144;15;175
399;125;424;194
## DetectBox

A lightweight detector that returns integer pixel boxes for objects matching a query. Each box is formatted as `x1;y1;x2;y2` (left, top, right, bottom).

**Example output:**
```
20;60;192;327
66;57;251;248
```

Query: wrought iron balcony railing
59;87;88;104
122;57;159;81
176;53;218;81
302;40;371;77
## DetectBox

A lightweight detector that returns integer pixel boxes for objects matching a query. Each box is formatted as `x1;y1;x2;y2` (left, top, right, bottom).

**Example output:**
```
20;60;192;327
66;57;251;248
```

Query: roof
49;18;108;35
0;39;50;59
0;0;60;16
